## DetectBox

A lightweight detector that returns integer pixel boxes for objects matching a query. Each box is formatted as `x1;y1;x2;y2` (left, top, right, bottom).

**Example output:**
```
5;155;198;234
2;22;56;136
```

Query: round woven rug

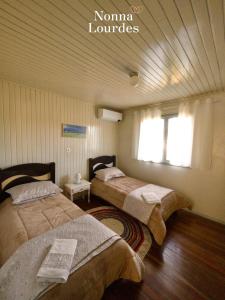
87;206;152;260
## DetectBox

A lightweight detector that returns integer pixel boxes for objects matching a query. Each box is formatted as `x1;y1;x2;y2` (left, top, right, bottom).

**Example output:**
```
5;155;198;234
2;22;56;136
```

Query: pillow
6;181;62;205
95;167;125;182
0;175;40;203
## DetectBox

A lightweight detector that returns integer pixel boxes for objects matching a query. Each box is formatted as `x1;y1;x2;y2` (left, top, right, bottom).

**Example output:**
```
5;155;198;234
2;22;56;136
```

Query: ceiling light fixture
129;72;139;87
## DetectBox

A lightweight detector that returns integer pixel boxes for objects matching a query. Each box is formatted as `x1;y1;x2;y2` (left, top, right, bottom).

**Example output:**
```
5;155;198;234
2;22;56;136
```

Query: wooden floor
76;196;225;300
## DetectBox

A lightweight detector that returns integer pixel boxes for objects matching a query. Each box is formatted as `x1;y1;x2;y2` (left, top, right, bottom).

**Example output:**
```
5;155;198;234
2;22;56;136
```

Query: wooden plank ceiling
0;0;224;109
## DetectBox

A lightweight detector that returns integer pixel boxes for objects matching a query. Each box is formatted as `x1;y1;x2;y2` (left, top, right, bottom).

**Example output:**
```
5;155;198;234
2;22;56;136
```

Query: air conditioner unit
98;108;122;122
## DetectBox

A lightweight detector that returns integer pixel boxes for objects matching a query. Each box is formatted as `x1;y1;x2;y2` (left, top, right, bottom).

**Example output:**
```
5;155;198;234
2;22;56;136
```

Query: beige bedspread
0;193;144;300
91;176;192;245
0;193;85;265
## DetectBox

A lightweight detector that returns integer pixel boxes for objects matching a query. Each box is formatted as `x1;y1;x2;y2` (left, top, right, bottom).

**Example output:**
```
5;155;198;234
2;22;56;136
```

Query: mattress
0;193;143;300
91;176;191;245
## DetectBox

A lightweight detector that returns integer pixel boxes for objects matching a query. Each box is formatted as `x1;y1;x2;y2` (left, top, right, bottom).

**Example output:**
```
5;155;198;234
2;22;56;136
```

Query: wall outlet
66;147;71;153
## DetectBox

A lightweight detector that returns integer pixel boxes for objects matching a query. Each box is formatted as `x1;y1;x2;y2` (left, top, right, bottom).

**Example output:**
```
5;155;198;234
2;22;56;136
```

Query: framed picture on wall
62;124;86;137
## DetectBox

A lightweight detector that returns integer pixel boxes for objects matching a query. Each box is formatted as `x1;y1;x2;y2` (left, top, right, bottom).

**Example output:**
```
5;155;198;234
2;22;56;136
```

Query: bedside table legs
65;181;91;204
65;186;91;203
88;189;90;203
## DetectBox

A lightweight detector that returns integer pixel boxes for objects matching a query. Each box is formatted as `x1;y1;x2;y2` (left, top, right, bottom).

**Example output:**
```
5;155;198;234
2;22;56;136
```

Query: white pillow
6;181;62;205
95;167;125;182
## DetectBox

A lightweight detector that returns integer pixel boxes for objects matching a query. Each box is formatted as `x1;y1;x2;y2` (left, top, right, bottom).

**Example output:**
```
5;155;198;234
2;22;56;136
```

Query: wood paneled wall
0;80;118;185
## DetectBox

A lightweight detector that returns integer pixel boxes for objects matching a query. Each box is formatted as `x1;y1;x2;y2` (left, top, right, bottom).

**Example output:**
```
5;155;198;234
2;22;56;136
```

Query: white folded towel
142;192;161;204
37;239;77;283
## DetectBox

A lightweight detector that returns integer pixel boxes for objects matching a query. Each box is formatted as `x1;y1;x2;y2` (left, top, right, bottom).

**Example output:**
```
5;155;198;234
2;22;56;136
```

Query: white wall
0;80;118;185
118;93;225;224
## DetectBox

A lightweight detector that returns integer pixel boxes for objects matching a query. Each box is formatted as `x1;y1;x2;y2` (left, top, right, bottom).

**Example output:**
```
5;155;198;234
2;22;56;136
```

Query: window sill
137;159;191;169
159;161;191;169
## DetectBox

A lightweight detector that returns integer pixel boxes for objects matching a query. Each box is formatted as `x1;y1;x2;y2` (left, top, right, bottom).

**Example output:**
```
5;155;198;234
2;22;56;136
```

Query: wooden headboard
89;155;116;181
0;162;55;202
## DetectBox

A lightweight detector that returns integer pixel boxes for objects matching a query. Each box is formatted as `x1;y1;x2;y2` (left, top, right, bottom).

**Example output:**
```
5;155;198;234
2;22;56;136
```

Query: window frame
161;113;178;165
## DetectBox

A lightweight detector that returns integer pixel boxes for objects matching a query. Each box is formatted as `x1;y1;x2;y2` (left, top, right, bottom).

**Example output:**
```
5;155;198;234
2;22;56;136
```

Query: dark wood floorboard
75;196;225;300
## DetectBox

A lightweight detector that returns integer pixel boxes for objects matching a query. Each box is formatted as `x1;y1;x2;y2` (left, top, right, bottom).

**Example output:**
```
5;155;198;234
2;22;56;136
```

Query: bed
89;155;192;245
0;162;144;300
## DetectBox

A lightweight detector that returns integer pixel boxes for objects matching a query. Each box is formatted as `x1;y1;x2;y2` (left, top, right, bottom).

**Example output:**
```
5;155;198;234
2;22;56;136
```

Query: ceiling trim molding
125;89;225;112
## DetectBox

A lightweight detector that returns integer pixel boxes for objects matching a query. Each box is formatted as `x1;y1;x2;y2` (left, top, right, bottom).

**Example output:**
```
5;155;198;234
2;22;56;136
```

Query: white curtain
132;99;213;170
132;108;164;163
166;102;194;167
132;110;141;159
191;98;214;169
166;99;213;168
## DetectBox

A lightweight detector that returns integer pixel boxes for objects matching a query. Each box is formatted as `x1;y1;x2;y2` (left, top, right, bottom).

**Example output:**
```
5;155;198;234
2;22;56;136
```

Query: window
161;114;192;166
164;113;194;167
137;112;194;167
162;114;178;164
135;100;212;169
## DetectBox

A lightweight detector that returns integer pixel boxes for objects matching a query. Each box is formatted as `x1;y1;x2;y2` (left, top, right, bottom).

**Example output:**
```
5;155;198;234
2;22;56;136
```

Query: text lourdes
88;11;139;33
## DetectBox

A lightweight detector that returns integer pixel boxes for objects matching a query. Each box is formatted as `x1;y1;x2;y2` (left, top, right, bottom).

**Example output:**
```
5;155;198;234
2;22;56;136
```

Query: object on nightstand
74;173;81;184
64;180;91;203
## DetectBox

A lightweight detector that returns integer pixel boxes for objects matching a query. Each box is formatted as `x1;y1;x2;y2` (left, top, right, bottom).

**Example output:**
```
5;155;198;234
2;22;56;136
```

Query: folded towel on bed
37;238;77;283
123;184;173;225
142;192;161;204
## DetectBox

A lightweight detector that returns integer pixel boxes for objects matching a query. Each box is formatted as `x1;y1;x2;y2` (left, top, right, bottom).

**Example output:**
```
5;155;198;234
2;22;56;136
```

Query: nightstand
64;180;91;203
